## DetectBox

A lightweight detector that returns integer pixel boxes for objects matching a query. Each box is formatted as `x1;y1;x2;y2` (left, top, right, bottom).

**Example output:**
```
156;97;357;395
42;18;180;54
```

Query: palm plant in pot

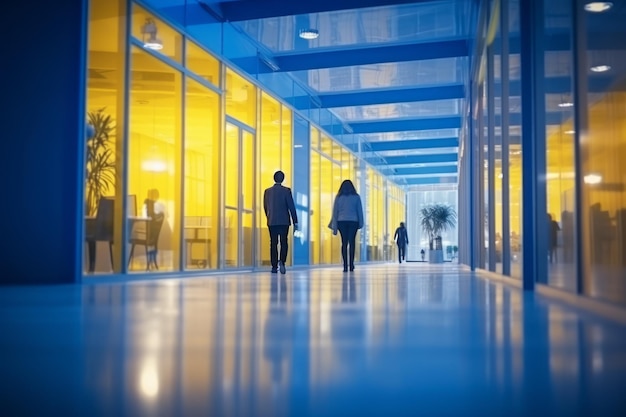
85;108;116;216
419;204;457;263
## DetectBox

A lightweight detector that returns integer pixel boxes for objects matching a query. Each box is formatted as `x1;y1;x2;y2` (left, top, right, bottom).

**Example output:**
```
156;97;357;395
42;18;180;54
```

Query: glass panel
225;124;239;208
225;68;257;128
224;208;239;266
509;0;522;279
242;130;254;210
128;46;182;272
185;40;220;86
132;4;183;63
321;157;333;264
544;0;577;291
242;212;253;267
331;159;342;265
258;93;281;268
311;151;321;264
311;126;319;150
85;0;124;274
582;3;626;304
183;78;219;270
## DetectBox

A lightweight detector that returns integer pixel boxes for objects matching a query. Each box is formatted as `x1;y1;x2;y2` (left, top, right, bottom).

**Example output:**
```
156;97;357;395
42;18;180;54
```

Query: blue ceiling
151;0;479;186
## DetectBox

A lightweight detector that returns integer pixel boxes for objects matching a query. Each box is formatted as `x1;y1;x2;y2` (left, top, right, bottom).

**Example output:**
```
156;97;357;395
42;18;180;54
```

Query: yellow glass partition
185;40;220;86
85;0;126;274
225;69;256;128
128;45;182;272
183;78;219;270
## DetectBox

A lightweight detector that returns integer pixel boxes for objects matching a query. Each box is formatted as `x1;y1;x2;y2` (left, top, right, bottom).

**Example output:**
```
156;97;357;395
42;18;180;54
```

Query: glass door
224;122;255;268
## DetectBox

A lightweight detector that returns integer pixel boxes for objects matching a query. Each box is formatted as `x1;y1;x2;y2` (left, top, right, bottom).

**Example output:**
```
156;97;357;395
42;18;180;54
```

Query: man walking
264;171;298;274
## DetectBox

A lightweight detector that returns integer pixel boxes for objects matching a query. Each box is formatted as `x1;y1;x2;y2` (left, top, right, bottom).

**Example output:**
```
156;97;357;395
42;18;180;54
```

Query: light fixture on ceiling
584;173;603;184
299;28;319;40
558;102;574;108
565;130;576;134
584;2;613;12
142;18;163;50
590;64;611;72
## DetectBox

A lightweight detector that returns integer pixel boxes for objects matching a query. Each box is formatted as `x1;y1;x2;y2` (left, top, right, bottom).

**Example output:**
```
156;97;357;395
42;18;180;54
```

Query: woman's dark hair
337;179;357;196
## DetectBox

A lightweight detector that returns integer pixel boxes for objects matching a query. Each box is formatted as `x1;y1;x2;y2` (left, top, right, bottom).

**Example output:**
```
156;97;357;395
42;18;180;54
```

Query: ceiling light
584;173;603;184
142;18;163;50
590;64;611;72
565;130;576;134
584;2;613;12
299;29;319;40
558;102;574;108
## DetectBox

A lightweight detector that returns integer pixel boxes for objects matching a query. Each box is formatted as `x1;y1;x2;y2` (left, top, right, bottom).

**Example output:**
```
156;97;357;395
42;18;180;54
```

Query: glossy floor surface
1;264;626;416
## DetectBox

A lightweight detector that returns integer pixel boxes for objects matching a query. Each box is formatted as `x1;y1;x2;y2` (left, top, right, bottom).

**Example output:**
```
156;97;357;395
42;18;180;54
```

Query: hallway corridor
1;264;625;416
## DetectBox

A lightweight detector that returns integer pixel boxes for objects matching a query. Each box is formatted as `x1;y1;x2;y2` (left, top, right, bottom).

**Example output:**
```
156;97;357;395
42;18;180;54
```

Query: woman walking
329;180;364;272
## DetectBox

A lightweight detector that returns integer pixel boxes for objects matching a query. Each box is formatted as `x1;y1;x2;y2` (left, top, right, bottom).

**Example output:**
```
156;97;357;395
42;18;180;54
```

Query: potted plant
85;108;116;216
419;204;457;263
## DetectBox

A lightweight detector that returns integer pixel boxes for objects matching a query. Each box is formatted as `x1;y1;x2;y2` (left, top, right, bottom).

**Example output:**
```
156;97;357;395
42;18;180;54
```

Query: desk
184;226;211;268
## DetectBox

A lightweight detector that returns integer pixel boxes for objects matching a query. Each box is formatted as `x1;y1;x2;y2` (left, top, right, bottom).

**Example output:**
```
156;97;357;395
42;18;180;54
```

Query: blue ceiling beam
388;165;458;176
233;38;469;74
213;0;438;22
403;176;458;185
348;116;462;134
290;84;465;110
368;137;459;152
366;153;458;165
498;76;614;96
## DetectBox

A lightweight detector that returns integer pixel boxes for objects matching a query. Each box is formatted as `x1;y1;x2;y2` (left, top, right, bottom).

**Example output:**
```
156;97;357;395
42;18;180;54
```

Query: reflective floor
1;264;626;416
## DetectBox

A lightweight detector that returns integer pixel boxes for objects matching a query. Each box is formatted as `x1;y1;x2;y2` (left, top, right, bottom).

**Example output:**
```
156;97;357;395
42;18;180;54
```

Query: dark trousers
268;225;289;268
397;243;406;263
338;221;359;268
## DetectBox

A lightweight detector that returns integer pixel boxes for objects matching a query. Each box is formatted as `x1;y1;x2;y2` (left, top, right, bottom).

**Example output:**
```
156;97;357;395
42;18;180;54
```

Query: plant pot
428;249;444;263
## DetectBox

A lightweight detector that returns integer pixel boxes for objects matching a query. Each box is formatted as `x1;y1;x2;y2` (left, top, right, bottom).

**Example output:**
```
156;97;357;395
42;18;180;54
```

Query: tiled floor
1;263;626;416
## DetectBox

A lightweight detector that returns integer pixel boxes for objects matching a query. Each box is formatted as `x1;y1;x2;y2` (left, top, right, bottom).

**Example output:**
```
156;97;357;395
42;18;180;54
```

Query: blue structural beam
213;0;435;22
365;153;458;165
367;137;459;152
233;39;469;74
387;165;458;176
348;116;462;134
498;76;615;96
291;84;465;110
403;176;458;185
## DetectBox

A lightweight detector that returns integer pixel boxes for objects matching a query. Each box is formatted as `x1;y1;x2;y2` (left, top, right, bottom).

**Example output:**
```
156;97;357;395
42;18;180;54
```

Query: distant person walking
329;180;364;272
264;171;298;274
394;222;409;263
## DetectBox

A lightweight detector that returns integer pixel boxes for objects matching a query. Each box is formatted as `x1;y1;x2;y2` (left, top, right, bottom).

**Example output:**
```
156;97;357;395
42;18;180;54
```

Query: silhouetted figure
548;213;560;263
329;180;364;272
420;249;425;261
394;222;409;263
264;171;298;274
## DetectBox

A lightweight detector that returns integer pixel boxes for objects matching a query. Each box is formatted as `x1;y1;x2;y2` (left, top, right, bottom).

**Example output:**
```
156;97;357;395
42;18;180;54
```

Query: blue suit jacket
264;184;298;226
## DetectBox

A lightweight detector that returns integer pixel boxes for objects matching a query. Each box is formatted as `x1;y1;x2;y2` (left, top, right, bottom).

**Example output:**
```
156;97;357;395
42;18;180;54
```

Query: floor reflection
0;264;625;416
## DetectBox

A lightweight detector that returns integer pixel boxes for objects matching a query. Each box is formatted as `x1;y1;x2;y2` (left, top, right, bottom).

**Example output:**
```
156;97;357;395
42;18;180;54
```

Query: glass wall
84;0;126;274
127;45;182;272
543;0;578;291
85;0;407;276
579;2;626;304
464;0;626;306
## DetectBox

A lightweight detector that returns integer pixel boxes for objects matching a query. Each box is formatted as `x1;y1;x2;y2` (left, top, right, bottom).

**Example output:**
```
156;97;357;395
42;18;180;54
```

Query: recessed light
299;29;319;40
590;64;611;72
565;130;576;134
558;102;574;108
584;2;613;12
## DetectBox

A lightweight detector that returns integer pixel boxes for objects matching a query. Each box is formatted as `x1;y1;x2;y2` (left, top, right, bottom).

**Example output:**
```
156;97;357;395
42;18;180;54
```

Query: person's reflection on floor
264;276;290;387
341;275;356;303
